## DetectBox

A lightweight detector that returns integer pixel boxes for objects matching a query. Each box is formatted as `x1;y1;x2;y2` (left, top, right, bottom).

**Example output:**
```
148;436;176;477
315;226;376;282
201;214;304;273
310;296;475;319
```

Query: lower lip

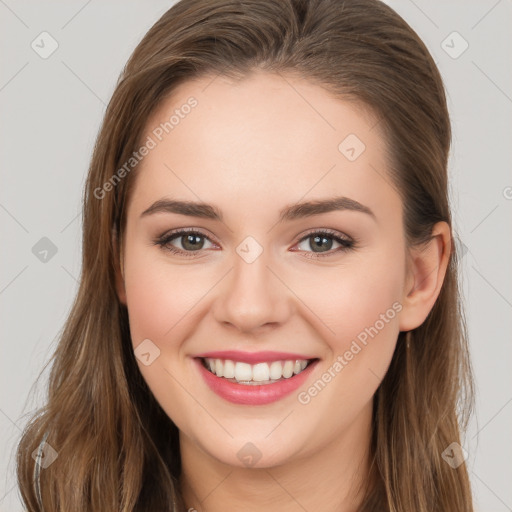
194;358;318;405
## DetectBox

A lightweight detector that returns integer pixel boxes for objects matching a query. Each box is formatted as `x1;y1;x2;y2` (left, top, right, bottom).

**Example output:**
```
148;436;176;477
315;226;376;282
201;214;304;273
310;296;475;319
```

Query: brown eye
156;229;216;256
294;230;354;258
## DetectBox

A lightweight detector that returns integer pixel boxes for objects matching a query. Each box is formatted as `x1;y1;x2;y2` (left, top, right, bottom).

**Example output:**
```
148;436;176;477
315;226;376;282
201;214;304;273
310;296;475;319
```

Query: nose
211;248;294;334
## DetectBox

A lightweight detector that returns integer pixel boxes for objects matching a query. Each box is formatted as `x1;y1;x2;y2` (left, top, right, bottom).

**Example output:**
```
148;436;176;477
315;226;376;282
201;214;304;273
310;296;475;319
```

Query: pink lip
193;357;319;405
193;350;315;364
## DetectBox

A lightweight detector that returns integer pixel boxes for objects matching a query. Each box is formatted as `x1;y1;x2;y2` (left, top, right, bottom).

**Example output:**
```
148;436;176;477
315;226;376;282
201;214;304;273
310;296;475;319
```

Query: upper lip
194;350;317;364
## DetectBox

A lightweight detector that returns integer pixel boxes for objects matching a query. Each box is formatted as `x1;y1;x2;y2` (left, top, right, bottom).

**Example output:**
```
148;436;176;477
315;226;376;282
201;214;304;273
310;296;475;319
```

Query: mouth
198;356;318;386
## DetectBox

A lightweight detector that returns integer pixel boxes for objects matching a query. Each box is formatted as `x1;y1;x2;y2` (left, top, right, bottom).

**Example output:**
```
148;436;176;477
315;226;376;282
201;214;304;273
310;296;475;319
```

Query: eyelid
295;227;353;244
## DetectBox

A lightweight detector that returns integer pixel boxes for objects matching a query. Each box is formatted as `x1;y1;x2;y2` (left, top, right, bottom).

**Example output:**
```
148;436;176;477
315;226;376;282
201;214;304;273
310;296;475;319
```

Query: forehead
128;70;399;224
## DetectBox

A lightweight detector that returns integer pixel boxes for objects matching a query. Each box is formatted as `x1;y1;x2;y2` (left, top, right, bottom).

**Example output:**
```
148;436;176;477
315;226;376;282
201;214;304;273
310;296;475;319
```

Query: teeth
282;360;294;378
223;359;235;378
252;362;270;382
269;361;282;380
215;358;224;377
234;362;252;382
203;357;312;384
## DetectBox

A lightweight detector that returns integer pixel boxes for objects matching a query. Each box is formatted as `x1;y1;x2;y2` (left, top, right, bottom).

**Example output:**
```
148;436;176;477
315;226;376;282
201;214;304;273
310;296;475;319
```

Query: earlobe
398;222;451;331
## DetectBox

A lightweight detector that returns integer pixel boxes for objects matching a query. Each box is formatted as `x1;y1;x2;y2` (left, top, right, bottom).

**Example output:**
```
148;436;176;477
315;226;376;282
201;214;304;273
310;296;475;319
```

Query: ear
398;221;451;332
112;228;127;305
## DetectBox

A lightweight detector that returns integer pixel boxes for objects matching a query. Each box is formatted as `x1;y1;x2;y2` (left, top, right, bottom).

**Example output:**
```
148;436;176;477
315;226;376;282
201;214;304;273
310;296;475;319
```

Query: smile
201;357;313;385
193;351;320;405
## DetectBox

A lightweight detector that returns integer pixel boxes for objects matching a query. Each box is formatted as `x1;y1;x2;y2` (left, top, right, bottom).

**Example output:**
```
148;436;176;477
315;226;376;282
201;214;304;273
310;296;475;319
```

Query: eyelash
153;228;356;259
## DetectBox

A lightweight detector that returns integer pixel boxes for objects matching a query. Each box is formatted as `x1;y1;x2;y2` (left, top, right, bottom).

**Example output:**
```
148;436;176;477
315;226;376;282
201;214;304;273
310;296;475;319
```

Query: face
118;70;413;469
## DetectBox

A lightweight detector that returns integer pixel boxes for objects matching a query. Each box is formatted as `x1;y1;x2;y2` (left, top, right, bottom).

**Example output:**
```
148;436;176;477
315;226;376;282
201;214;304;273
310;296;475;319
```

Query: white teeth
215;358;224;377
269;361;283;380
282;360;294;378
223;359;235;378
203;357;312;383
234;362;253;382
252;363;270;382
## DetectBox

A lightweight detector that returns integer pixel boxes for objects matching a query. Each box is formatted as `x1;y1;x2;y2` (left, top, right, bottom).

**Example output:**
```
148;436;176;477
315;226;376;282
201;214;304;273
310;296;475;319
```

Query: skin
115;70;450;511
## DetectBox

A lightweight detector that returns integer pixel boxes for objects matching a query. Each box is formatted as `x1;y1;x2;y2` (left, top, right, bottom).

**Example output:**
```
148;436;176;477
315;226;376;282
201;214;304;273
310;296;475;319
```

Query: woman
17;0;475;510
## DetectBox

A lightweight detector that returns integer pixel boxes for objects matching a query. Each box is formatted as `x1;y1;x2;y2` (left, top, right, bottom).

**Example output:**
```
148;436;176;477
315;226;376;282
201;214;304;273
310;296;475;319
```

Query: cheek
290;246;404;408
291;246;405;346
123;245;211;344
124;271;175;343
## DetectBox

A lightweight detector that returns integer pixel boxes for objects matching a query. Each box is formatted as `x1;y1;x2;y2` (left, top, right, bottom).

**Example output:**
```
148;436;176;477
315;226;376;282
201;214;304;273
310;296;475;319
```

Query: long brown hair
16;0;474;510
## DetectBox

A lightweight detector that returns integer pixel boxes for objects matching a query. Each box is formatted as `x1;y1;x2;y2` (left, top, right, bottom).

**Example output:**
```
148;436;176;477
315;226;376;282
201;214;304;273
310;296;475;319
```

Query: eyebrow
140;196;376;222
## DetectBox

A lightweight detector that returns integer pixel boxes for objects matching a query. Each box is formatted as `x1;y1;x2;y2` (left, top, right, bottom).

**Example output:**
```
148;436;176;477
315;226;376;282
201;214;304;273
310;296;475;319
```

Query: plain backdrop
1;1;511;510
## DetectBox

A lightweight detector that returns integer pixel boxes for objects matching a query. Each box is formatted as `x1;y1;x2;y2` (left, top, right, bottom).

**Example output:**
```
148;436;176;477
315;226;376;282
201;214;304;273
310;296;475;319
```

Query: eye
154;228;216;257
293;229;355;258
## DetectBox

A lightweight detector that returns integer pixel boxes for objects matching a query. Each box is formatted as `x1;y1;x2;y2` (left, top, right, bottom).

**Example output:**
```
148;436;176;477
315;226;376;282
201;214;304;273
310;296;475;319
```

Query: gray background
1;1;511;510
